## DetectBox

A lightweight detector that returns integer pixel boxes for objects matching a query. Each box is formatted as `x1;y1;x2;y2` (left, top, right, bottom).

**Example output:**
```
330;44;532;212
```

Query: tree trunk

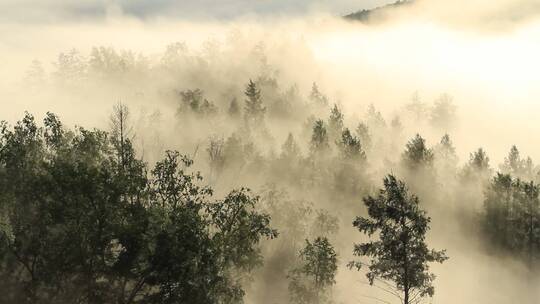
404;287;409;304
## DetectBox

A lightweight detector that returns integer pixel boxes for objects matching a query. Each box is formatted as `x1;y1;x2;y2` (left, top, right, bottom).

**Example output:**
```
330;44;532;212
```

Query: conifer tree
350;175;448;304
244;79;265;125
310;119;330;155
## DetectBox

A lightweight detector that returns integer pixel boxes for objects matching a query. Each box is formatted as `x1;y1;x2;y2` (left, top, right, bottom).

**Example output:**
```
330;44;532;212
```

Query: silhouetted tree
402;134;433;170
337;128;365;161
0;113;277;304
244;80;266;126
350;175;448;304
483;174;540;267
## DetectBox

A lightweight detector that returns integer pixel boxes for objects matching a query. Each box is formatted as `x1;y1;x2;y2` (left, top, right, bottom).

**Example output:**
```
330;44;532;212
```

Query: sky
0;0;395;23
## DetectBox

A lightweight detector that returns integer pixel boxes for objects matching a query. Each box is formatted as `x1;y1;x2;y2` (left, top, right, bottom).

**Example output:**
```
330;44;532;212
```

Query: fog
1;0;540;303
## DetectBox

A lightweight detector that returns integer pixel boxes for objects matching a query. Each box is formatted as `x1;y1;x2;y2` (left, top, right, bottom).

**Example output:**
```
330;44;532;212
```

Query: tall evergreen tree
337;128;365;161
402;134;434;170
483;174;540;267
244;80;266;125
350;175;448;304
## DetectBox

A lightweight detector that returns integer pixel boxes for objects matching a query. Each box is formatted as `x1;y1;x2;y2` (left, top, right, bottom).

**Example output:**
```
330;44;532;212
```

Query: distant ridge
344;0;414;22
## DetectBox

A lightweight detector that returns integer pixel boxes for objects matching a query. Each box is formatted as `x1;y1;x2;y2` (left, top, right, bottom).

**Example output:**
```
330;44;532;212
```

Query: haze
1;1;540;304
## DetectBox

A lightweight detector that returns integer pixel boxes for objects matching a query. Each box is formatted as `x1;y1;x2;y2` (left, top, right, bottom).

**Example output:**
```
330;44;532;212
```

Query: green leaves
0;113;277;304
207;188;278;272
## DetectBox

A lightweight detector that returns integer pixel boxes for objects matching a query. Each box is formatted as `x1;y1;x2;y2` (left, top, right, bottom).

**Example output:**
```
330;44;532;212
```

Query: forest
3;0;540;303
1;40;540;304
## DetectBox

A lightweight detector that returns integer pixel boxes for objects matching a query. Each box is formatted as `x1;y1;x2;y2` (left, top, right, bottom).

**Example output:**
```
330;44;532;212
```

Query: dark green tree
337;128;365;161
350;175;448;304
244;80;265;125
483;174;540;267
0;113;277;304
402;134;434;170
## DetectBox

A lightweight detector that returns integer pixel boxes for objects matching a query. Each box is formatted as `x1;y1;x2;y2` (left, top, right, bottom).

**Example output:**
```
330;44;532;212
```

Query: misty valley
2;0;540;304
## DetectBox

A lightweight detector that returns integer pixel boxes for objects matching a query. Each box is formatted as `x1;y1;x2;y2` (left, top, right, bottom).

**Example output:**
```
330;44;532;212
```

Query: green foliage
350;175;448;304
402;134;433;170
288;237;338;304
462;148;491;182
207;188;279;272
337;128;366;161
483;173;540;266
0;113;277;304
244;80;266;125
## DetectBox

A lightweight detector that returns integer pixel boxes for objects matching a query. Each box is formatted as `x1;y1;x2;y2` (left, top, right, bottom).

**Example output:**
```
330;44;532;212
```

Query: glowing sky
0;0;395;23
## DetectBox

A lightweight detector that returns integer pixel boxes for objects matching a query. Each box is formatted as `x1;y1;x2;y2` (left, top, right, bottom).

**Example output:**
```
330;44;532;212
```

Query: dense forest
1;37;540;304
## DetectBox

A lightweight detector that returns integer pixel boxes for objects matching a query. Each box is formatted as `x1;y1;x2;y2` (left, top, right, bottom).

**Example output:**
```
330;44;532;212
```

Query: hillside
344;0;414;22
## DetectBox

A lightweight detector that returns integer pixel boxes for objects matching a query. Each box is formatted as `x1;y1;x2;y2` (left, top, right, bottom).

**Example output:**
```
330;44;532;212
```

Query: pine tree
501;145;525;177
244;79;265;125
350;175;448;304
483;174;540;267
310;119;329;155
337;128;365;161
402;134;434;170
